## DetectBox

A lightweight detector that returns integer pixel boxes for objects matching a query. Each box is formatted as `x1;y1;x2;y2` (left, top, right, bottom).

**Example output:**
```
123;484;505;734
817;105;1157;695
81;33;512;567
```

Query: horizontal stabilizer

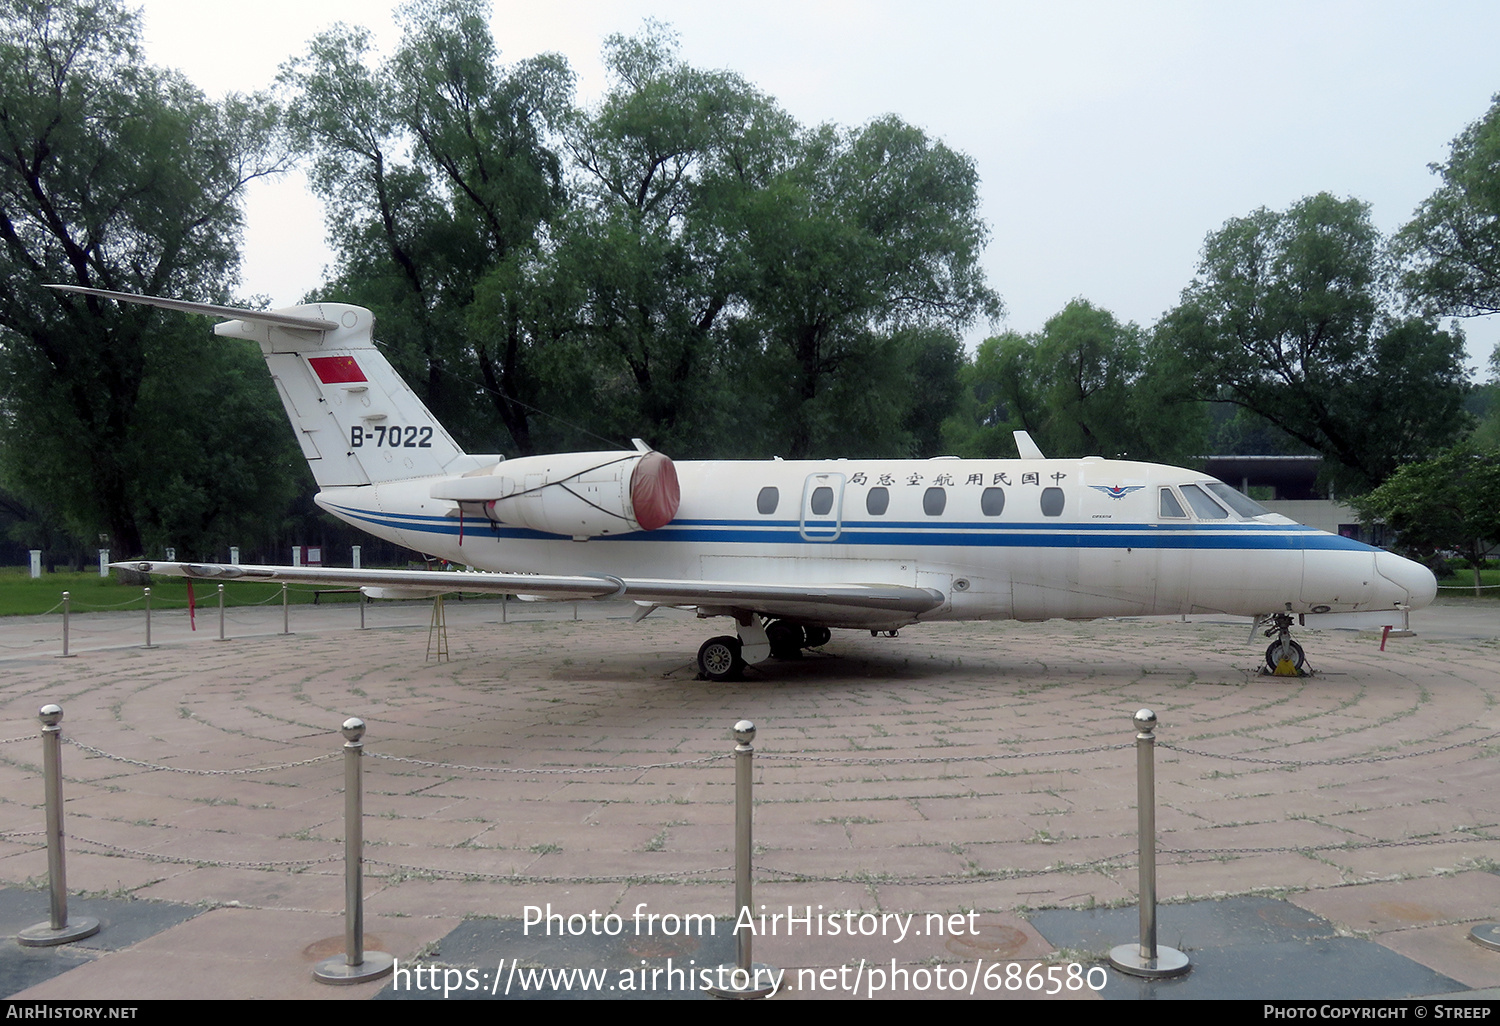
46;285;339;332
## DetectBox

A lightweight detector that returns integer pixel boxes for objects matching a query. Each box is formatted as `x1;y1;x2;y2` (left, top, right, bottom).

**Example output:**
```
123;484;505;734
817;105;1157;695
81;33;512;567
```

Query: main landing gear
1260;613;1307;676
696;619;832;681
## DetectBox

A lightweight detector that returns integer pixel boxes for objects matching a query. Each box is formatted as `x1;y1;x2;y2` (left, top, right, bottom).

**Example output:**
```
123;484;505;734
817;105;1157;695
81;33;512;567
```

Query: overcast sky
135;0;1500;374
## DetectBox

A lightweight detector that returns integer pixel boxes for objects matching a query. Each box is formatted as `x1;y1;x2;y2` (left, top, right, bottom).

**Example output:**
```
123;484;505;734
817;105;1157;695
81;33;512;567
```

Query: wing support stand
427;595;449;662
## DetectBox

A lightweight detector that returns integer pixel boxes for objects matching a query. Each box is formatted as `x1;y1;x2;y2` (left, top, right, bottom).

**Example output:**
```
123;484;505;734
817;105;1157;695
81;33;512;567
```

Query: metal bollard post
60;592;74;658
19;705;100;946
1108;709;1190;978
708;720;778;999
143;587;156;649
359;591;366;630
217;584;226;641
313;717;394;984
281;582;290;635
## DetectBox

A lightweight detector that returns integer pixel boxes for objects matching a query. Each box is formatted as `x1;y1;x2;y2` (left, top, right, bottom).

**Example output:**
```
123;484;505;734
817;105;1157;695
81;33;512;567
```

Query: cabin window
1040;487;1065;517
980;487;1005;516
866;487;890;515
757;486;779;515
1159;488;1187;519
809;486;834;516
1179;483;1228;520
923;487;947;516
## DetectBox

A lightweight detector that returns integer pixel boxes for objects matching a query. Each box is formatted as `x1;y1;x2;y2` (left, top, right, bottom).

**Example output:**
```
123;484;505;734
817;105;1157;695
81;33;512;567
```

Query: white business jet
52;286;1437;680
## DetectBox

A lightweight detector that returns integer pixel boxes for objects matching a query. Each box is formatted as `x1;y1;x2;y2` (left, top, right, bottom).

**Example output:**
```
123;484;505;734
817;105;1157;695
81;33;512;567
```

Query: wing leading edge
114;562;946;620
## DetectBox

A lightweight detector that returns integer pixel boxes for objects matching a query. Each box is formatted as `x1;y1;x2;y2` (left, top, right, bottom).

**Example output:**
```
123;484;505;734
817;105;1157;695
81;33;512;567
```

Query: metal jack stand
427;594;449;662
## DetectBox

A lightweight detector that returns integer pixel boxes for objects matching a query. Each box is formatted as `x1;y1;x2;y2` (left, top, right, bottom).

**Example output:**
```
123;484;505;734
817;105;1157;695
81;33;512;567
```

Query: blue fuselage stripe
326;504;1372;553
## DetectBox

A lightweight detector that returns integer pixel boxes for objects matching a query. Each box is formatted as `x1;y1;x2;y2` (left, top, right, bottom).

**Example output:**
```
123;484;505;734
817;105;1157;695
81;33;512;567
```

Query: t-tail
45;285;485;487
46;285;680;545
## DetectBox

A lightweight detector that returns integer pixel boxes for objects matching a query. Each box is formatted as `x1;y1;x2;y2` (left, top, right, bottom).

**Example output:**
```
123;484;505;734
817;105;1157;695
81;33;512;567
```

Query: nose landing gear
1261;613;1307;676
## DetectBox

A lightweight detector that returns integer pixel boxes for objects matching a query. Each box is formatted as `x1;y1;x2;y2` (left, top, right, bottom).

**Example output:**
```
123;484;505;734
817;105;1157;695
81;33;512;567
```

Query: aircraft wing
114;562;946;621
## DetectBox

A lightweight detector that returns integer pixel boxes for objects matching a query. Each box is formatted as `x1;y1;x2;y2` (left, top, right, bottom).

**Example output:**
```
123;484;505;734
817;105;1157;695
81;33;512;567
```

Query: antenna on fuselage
1014;430;1046;460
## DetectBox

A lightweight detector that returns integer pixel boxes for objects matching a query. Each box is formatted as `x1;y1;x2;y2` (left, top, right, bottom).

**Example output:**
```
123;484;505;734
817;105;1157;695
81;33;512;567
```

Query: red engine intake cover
629;452;681;531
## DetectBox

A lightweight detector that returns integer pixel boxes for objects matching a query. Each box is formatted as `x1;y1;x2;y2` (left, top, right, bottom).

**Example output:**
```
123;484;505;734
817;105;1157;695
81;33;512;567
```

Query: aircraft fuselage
315;455;1433;631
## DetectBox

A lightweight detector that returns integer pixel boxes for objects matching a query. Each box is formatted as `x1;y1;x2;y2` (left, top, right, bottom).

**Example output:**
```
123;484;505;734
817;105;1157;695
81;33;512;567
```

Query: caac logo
1089;485;1144;500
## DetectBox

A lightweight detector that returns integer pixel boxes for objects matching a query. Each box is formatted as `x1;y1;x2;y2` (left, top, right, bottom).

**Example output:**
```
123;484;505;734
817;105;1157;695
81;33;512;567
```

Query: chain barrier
1160;730;1500;767
64;595;146;612
363;857;735;885
368;751;731;774
59;619;139;635
67;834;343;869
760;743;1132;765
1160;834;1497;859
23;728;1498;781
62;737;337;775
7;722;1496;887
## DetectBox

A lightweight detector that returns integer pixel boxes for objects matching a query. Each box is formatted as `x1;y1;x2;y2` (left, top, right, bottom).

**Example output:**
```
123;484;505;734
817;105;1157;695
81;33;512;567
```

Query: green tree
1398;94;1500;316
1159;193;1470;493
0;0;289;557
282;0;575;454
542;22;797;456
736;117;1000;458
944;300;1205;463
1352;443;1500;595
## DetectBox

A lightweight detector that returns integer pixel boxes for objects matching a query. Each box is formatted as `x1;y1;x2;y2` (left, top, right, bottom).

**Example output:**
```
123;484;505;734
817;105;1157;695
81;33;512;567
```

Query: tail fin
47;286;474;488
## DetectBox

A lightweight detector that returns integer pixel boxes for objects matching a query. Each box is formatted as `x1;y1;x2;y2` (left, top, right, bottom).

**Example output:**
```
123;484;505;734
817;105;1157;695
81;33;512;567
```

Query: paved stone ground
0;595;1497;1000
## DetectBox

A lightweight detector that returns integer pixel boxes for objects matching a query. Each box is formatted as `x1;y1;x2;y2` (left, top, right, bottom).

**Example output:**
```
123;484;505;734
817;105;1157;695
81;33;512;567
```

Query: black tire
698;635;745;681
1265;639;1306;672
766;620;804;660
804;625;832;648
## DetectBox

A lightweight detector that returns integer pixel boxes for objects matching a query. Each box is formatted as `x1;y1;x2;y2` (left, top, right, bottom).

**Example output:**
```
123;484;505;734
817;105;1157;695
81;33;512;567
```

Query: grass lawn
1435;566;1500;598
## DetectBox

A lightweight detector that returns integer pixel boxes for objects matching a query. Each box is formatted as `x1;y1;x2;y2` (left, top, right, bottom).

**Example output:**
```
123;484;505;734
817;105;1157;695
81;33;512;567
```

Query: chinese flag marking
309;356;367;384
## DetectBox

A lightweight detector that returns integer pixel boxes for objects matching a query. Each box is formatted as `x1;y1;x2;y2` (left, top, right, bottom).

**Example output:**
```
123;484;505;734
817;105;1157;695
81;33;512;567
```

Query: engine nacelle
430;450;680;539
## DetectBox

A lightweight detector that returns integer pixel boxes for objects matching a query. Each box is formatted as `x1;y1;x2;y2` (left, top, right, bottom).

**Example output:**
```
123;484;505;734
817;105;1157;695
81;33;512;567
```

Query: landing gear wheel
766;620;804;660
698;635;746;681
1264;640;1306;673
804;625;831;648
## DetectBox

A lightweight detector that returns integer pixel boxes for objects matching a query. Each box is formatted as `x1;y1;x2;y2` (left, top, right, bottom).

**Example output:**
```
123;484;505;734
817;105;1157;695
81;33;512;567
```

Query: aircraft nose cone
1374;550;1438;609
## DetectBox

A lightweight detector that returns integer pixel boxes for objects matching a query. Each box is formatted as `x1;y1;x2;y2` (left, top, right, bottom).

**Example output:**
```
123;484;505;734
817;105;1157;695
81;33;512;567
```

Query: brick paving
0;595;1496;999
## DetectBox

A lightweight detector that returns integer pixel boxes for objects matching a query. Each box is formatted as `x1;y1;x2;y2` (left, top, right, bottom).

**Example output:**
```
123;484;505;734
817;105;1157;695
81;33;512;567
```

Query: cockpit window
757;486;779;515
1205;481;1270;518
1159;488;1187;519
1179;483;1228;520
